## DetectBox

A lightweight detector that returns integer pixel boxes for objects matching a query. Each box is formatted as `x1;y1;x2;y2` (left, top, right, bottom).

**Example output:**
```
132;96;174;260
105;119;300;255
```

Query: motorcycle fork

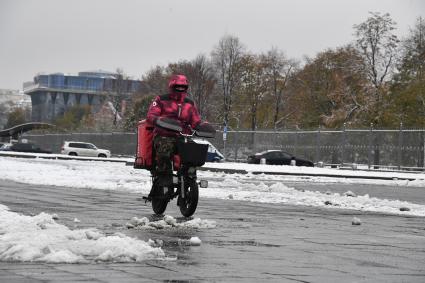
177;166;197;199
177;166;187;199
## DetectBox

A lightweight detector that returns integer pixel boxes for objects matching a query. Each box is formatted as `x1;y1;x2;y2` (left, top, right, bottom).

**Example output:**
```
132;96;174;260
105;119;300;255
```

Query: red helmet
168;74;189;92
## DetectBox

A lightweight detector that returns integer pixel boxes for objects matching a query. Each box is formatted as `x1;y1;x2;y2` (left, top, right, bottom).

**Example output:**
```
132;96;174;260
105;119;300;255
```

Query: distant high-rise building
23;70;141;122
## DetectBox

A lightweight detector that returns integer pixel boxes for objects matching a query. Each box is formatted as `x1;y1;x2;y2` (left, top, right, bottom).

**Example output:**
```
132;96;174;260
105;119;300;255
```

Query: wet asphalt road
0;180;424;282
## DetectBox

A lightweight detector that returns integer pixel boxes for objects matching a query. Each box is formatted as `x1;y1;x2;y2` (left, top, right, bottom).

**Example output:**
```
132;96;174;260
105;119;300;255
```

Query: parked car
247;150;314;167
61;141;111;158
194;139;224;162
0;143;12;151
2;142;52;154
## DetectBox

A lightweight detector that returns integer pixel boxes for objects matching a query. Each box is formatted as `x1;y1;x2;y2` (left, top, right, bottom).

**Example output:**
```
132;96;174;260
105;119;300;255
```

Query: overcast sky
0;0;423;90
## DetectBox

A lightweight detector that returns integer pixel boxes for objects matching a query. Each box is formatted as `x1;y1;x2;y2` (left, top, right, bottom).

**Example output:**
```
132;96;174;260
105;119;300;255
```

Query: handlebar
155;117;216;139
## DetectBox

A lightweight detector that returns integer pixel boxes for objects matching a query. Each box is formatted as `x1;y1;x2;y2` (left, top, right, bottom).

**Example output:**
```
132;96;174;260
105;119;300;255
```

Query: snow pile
201;181;425;216
406;179;425;187
126;215;217;230
352;217;362;225
0;205;165;263
189;237;202;246
203;162;425;185
176;237;202;246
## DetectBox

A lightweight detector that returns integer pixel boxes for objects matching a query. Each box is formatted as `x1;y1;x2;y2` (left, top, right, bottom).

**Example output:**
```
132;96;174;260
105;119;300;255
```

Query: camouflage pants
153;135;177;175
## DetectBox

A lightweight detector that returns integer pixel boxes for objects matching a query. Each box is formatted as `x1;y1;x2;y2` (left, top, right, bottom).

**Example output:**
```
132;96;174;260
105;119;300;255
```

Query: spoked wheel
151;184;169;215
178;179;199;217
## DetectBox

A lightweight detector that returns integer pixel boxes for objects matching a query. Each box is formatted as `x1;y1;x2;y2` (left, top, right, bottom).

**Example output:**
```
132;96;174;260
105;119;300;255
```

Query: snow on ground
0;202;215;263
201;179;425;216
204;161;425;183
0;156;425;217
126;215;217;230
0;156;151;193
1;156;425;263
0;204;166;263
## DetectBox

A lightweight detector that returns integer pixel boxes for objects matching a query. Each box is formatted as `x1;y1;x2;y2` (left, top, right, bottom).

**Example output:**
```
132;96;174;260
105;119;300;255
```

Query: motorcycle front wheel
178;179;199;217
151;185;169;215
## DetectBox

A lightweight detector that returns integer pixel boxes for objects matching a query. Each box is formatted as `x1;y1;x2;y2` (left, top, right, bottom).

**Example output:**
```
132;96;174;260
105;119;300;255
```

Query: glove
195;122;216;138
155;117;183;132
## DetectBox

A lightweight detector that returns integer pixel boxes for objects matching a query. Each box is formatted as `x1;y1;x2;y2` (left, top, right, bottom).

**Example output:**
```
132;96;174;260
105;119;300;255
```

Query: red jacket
147;92;201;137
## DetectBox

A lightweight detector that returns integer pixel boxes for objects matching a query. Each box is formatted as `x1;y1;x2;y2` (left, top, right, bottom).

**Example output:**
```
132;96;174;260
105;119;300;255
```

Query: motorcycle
135;118;215;217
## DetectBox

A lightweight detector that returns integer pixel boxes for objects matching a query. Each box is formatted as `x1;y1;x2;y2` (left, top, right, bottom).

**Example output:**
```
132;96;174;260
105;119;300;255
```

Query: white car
194;139;224;162
61;141;111;158
0;143;12;151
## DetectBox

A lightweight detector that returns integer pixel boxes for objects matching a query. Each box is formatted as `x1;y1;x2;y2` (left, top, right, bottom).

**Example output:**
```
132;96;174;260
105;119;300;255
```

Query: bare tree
354;12;399;168
262;47;297;129
112;68;127;126
188;55;216;119
211;35;245;128
354;12;399;107
139;66;168;96
236;54;261;130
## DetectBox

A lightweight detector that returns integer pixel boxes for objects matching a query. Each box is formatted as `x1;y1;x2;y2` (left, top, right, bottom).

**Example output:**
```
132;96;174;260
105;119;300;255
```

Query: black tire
98;153;107;158
178;179;199;217
69;152;77;156
151;185;169;215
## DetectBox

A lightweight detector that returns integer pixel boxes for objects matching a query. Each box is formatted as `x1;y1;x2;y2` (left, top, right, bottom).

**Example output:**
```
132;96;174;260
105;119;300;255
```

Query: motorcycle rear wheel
178;180;199;217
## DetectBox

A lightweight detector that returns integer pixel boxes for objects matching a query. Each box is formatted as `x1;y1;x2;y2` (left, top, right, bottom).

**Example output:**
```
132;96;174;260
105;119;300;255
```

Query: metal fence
22;132;137;156
23;127;425;169
212;128;425;169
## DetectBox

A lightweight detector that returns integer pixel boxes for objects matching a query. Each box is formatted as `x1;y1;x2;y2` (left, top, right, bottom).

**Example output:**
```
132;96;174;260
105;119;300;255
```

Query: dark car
247;150;314;167
6;142;52;154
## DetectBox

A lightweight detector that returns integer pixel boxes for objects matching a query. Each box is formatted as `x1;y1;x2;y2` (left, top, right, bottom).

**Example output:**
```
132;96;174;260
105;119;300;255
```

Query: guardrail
0;151;132;163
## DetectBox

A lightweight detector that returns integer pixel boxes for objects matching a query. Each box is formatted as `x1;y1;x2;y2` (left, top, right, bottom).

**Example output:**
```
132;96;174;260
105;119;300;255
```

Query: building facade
23;70;141;122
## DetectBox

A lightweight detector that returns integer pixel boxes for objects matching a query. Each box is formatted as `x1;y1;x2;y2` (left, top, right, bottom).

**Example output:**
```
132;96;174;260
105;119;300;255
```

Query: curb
197;167;417;181
0;152;129;163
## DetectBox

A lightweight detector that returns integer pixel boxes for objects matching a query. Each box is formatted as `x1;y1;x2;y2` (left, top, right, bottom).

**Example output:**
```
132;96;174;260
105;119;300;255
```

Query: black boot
148;174;172;199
